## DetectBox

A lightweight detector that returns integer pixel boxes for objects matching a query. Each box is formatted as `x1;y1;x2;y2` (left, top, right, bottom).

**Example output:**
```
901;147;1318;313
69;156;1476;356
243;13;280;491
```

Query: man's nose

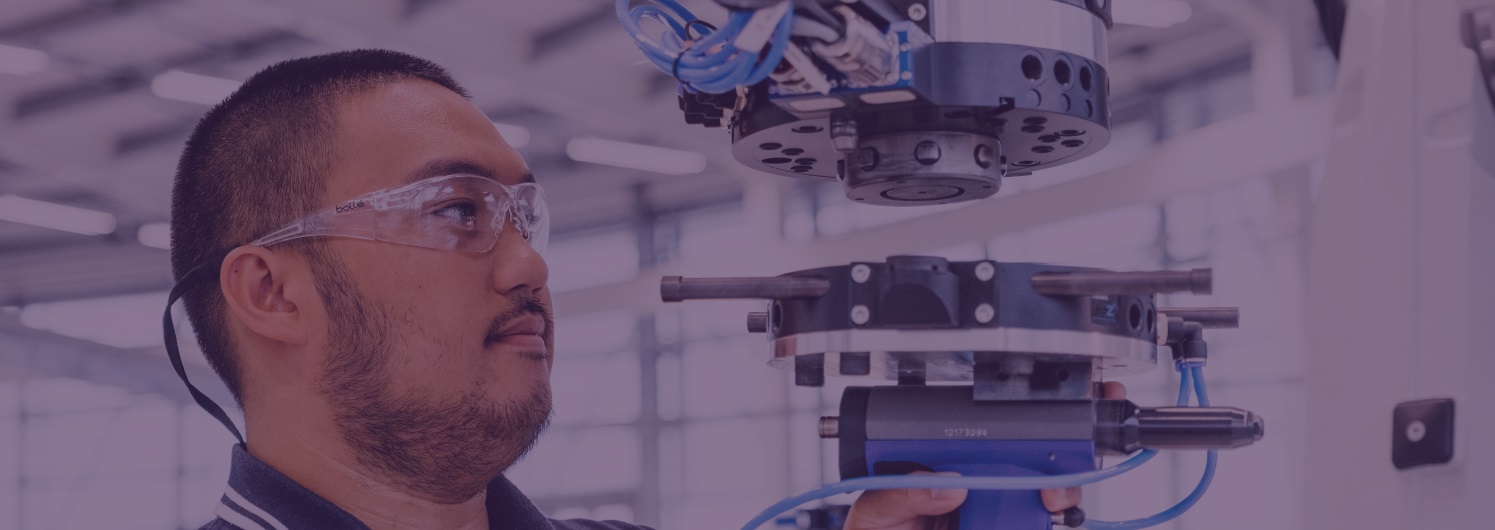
490;225;549;296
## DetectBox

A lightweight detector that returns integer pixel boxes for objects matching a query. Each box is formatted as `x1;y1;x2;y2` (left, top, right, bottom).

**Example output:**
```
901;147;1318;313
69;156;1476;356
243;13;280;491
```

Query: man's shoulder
196;518;238;530
548;518;655;530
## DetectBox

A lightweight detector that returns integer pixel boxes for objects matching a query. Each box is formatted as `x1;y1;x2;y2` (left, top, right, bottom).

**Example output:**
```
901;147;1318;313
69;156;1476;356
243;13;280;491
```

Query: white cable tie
733;1;792;53
782;45;834;95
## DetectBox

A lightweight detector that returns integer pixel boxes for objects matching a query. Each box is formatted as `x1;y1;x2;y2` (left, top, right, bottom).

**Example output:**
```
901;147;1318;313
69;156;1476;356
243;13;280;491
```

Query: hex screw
908;3;927;21
975;261;996;281
975;303;995;324
851;305;871;325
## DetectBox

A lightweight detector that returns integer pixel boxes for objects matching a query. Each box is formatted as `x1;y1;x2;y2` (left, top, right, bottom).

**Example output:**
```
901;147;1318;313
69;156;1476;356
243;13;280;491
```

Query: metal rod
1131;406;1264;450
1158;307;1240;329
1096;403;1264;452
1030;268;1213;296
746;312;769;333
660;276;832;302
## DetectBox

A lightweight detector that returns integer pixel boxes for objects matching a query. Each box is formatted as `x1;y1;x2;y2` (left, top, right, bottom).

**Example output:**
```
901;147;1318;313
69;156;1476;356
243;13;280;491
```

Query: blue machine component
661;259;1261;530
864;440;1095;530
764;22;931;112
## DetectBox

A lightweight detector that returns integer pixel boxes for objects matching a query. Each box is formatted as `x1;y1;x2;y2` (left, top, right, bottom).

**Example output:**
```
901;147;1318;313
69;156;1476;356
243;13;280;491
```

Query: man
169;49;1096;530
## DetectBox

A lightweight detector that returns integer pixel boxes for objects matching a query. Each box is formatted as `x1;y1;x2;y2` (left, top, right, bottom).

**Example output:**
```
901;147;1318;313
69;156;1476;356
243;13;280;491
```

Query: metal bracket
1461;6;1495;113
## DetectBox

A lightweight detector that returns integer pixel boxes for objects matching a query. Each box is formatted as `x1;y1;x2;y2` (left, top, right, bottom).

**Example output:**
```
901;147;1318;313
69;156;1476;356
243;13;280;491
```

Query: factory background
0;0;1342;529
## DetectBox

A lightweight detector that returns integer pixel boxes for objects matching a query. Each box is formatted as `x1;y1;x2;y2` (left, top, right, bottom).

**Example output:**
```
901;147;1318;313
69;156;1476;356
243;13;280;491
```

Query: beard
307;248;553;502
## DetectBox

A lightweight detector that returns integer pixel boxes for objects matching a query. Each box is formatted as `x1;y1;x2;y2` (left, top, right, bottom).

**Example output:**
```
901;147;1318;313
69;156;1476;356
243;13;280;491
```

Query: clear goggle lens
252;174;548;254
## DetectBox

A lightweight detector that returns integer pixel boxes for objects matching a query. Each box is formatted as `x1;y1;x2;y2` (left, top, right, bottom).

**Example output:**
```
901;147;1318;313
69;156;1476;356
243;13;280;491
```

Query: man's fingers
1098;381;1127;399
845;471;967;530
846;384;1124;526
1040;486;1081;512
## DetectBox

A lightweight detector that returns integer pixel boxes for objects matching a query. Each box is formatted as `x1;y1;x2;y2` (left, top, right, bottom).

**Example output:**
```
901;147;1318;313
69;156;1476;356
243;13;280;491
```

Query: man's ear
219;246;314;347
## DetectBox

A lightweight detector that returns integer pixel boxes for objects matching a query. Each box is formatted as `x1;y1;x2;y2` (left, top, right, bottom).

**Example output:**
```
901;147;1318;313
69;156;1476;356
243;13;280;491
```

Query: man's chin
331;385;553;500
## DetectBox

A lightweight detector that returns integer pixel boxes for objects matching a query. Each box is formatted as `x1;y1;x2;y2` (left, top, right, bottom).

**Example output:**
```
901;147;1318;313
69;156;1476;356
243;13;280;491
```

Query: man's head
171;50;553;501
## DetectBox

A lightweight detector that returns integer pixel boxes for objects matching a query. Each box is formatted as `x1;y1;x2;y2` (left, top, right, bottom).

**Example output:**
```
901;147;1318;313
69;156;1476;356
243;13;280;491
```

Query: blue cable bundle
740;364;1220;530
1084;364;1218;529
616;0;794;94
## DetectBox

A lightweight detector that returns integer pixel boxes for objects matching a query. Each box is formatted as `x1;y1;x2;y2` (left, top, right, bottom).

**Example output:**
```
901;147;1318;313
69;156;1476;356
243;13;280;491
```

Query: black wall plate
1392;398;1456;470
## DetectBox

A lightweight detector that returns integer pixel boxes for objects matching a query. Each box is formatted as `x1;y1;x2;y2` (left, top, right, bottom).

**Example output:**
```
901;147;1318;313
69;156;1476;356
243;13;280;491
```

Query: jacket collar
215;444;552;530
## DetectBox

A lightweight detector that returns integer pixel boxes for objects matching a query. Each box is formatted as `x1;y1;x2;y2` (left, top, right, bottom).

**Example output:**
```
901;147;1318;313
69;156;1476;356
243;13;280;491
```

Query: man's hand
842;382;1127;530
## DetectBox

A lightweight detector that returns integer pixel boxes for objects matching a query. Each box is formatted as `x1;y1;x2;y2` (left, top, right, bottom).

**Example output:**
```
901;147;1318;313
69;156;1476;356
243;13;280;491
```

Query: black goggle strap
163;251;245;443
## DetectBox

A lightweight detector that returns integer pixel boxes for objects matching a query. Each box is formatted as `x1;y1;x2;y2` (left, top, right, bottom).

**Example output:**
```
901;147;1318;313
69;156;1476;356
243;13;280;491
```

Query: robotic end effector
662;258;1265;529
673;0;1115;206
621;2;1264;528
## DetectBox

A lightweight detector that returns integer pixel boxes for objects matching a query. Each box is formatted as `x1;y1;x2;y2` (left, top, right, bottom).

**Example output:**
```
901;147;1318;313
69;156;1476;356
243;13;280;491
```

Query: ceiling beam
529;4;616;60
0;242;173;307
12;29;306;120
115;120;192;156
0;314;229;407
0;0;178;42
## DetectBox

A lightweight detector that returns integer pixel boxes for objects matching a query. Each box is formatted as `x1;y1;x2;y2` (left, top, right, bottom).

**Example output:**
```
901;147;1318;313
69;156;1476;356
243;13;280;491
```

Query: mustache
486;294;554;341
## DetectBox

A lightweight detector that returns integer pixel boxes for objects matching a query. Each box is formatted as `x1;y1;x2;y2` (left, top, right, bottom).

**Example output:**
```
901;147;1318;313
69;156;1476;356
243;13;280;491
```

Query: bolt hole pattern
1021;54;1043;81
1054;59;1072;87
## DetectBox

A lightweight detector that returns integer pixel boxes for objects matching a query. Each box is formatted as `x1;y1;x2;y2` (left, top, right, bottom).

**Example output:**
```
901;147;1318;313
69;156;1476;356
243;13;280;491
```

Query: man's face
307;79;553;499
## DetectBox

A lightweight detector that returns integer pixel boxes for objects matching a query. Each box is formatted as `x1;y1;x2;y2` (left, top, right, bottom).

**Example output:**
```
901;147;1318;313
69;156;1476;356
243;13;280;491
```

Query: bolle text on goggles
162;174;550;441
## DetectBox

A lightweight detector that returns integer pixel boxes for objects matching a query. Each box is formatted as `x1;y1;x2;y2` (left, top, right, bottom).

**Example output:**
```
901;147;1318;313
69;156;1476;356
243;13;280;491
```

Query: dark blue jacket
199;444;651;530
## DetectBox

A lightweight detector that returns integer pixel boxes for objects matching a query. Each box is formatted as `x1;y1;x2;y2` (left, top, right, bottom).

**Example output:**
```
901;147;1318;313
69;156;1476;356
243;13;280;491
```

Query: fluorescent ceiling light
0;194;117;236
152;69;241;105
21;291;172;349
138;222;171;249
565;137;707;175
0;43;48;76
492;121;531;148
1113;0;1193;28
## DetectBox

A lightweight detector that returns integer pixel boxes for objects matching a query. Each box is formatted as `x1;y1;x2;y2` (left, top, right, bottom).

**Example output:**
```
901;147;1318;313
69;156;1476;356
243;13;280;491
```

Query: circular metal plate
929;0;1109;65
767;327;1158;379
843;131;1005;205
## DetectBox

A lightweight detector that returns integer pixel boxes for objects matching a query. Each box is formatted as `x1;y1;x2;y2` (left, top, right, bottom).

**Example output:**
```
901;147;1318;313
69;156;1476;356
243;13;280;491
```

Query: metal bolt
975;144;995;169
857;147;880;171
975;261;996;281
908;3;927;21
975;303;995;324
746;312;768;333
1407;420;1427;442
914;141;942;165
851;264;872;283
851;305;871;325
900;71;913;81
831;117;859;153
819;416;840;439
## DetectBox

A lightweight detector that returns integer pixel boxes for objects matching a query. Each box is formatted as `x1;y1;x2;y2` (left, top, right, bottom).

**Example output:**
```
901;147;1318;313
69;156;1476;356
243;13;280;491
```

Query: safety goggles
250;174;549;254
163;174;549;443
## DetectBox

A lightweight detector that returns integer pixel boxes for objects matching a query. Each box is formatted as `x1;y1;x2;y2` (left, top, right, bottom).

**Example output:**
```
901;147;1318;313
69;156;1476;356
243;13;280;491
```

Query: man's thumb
845;472;967;530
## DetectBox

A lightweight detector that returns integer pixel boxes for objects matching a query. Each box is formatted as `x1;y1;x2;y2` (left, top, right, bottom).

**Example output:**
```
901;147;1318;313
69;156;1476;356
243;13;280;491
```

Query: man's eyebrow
404;159;534;184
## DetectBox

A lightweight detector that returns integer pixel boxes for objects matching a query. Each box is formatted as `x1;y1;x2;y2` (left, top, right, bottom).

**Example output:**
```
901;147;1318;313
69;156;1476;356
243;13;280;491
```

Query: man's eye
431;201;479;224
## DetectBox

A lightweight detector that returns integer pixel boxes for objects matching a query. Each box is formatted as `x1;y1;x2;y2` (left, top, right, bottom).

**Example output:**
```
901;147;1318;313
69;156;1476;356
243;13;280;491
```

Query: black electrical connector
1165;316;1207;364
678;87;736;128
1055;507;1086;528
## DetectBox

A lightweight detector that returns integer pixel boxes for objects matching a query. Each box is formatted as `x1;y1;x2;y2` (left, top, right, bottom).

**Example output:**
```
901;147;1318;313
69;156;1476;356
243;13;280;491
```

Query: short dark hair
170;49;469;405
